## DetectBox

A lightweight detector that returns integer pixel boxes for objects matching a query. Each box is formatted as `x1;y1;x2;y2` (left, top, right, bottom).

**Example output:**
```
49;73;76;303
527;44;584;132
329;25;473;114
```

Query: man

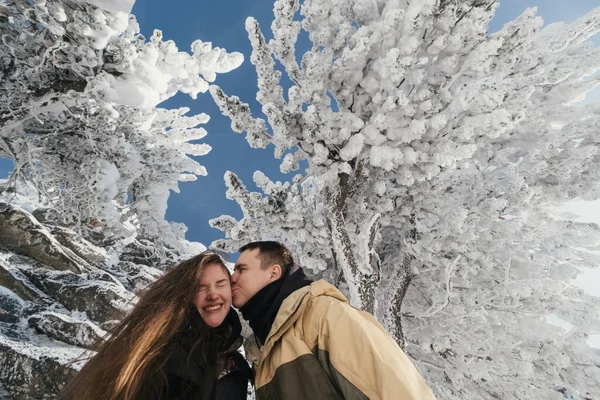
232;241;436;400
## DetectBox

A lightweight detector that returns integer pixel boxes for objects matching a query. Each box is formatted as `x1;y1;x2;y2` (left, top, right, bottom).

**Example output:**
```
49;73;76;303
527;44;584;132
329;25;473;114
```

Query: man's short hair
239;241;294;273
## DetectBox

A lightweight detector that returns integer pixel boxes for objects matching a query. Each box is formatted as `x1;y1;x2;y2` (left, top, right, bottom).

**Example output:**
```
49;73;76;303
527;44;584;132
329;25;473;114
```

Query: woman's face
193;263;232;328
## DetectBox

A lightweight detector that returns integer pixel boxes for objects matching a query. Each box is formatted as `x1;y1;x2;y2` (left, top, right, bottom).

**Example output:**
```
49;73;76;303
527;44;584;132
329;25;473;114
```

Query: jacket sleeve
307;296;436;400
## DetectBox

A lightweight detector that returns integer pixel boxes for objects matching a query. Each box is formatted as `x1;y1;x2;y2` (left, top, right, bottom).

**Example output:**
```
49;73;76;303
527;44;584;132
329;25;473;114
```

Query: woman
59;250;252;400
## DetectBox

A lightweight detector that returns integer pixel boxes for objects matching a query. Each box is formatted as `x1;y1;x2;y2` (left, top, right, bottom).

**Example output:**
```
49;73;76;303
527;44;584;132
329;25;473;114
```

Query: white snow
0;334;86;368
588;334;600;349
0;285;25;306
95;160;120;200
572;267;600;296
109;75;164;108
99;34;242;108
556;199;600;226
547;203;600;297
80;0;135;14
545;313;575;332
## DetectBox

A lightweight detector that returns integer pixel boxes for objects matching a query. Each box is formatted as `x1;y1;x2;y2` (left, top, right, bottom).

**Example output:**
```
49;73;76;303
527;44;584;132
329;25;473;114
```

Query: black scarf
240;264;313;346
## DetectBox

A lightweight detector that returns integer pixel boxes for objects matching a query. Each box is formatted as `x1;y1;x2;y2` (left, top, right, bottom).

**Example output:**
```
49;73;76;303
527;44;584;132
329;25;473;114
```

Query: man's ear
269;264;282;281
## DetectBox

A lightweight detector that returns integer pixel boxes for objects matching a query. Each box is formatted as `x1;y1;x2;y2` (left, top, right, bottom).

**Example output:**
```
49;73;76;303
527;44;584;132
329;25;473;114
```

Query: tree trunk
326;187;380;314
384;254;414;348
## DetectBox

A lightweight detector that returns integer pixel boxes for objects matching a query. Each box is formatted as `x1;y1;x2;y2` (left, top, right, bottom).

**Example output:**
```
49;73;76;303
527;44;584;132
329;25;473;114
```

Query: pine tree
209;1;600;397
0;0;242;254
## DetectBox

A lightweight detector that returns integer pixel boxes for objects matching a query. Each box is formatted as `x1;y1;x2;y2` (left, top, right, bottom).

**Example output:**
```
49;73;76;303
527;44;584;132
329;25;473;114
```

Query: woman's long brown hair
59;250;231;400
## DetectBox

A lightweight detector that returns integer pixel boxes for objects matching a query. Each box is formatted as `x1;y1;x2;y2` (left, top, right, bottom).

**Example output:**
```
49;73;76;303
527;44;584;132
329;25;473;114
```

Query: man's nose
231;272;239;283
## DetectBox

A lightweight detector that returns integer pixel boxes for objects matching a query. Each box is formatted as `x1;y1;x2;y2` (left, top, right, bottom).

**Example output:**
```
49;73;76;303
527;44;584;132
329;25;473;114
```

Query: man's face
232;248;276;308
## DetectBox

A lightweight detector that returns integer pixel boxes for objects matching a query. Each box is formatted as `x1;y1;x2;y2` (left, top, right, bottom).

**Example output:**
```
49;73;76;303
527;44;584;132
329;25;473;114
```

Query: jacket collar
245;280;349;366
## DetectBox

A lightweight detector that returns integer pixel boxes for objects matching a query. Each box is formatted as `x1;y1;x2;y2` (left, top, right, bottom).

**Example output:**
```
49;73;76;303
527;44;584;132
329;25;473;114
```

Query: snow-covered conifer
0;0;242;253
210;1;600;397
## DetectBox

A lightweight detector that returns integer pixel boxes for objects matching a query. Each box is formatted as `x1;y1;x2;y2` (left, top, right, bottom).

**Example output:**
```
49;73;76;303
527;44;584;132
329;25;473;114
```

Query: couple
60;241;435;399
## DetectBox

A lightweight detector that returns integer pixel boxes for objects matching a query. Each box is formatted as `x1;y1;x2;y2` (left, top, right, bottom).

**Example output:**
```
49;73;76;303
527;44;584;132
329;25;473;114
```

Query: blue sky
1;1;598;247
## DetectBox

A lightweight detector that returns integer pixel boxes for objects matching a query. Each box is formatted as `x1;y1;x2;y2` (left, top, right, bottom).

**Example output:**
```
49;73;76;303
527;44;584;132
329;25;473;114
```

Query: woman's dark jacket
162;308;252;400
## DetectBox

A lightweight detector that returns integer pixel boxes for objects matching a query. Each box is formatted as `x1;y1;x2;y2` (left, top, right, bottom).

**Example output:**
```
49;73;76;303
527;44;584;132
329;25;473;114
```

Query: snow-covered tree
0;0;242;255
0;1;244;397
210;1;600;398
